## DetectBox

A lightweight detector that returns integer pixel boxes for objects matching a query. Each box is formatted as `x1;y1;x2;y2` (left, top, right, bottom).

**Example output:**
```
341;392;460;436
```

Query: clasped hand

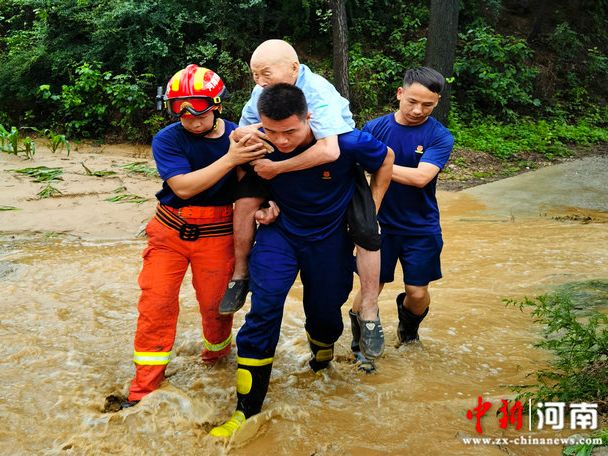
255;201;280;225
227;130;268;166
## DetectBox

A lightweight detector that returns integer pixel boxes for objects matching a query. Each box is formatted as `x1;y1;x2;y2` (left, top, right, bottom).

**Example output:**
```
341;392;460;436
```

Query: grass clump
37;184;63;198
81;162;117;177
0;125;36;159
563;429;608;455
506;282;608;454
450;116;608;160
506;288;607;410
38;128;71;156
119;162;159;178
105;194;148;204
105;187;148;204
13;166;64;199
14;166;63;182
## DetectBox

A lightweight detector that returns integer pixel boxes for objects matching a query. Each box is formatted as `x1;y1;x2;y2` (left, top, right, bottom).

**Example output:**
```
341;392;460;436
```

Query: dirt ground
0;142;160;240
1;139;606;240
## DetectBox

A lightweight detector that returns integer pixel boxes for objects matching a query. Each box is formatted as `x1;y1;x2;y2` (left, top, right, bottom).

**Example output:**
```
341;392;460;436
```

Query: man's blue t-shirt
261;129;387;241
363;114;454;235
152;121;238;208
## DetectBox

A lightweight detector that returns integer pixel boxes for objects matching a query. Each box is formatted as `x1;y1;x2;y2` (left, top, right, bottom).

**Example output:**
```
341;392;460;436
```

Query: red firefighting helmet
164;65;227;118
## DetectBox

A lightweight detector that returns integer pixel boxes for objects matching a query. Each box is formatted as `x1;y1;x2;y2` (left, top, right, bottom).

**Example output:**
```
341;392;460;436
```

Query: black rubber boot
396;292;429;344
349;310;376;373
236;360;273;418
120;400;139;410
103;394;139;413
209;359;272;438
349;310;362;353
307;336;334;373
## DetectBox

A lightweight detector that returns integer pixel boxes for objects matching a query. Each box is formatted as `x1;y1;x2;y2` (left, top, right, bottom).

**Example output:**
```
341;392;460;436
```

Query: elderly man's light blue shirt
239;64;354;139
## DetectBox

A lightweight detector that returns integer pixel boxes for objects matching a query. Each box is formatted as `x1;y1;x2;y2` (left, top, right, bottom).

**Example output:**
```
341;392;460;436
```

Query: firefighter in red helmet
121;65;269;408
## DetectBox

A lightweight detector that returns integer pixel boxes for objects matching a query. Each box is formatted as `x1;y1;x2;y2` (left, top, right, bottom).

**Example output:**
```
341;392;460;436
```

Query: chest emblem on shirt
415;145;424;154
321;170;332;180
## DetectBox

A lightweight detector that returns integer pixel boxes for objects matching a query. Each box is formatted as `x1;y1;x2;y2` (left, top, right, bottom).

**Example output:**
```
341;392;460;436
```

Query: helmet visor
166;96;220;118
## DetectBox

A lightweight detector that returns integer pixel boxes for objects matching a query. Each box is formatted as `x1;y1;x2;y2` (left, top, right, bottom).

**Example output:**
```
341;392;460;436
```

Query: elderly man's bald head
250;39;299;65
249;39;300;87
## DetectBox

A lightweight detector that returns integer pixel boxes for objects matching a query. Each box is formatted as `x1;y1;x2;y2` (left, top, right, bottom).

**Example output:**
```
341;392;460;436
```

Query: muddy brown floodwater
0;155;606;455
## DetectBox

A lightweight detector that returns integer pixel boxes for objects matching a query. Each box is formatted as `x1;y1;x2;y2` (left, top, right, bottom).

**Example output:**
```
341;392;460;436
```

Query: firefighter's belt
155;204;233;241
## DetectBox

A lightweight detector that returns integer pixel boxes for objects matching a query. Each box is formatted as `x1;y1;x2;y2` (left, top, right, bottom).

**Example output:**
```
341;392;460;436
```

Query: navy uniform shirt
262;128;388;241
364;114;453;235
152;121;238;208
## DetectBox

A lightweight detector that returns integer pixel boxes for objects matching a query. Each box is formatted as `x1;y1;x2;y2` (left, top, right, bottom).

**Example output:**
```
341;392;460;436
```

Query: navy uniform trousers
234;222;354;417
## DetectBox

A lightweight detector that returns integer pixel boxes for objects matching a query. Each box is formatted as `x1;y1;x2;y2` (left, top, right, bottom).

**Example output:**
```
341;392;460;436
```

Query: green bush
505;288;608;412
563;429;608;455
0;0;606;144
507;281;608;455
0;0;270;132
196;46;254;123
587;47;608;75
38;63;155;141
347;37;426;123
449;110;608;159
549;22;584;62
346;1;427;122
453;25;540;120
542;23;608;120
348;43;405;121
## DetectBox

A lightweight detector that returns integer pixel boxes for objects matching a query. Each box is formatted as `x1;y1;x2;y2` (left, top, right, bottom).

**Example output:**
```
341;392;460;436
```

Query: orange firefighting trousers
128;210;235;401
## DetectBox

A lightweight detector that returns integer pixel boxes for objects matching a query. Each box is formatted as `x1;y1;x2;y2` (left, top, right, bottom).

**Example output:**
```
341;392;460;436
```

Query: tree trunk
330;0;349;99
527;0;548;44
424;0;460;125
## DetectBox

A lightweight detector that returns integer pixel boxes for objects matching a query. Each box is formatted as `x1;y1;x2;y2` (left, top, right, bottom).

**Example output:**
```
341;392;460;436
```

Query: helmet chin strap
188;108;222;137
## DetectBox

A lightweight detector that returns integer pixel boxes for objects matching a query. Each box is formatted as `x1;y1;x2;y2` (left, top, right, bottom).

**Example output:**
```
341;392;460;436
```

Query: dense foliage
506;286;608;412
0;0;607;148
506;282;608;454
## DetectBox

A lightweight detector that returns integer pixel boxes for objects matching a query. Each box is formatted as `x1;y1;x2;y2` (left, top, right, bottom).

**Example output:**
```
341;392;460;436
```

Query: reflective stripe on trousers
203;334;232;352
128;216;235;401
133;350;171;365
